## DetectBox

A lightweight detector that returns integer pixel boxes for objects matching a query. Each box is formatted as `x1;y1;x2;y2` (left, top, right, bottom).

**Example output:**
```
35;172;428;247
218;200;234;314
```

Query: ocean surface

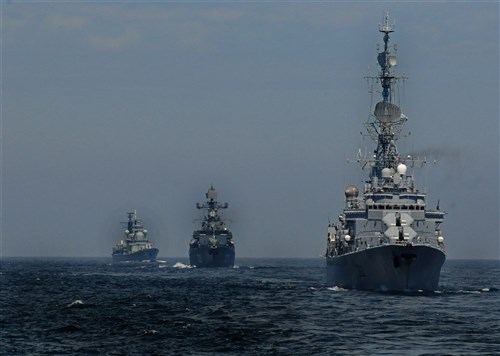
1;258;498;355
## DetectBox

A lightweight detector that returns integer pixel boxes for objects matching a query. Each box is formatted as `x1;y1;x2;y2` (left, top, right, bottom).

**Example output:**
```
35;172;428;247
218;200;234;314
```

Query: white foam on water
173;262;192;269
67;300;84;308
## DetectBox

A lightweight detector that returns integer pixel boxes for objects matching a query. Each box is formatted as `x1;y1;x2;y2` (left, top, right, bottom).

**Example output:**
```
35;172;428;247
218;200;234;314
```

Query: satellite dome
397;164;407;175
344;185;359;199
381;168;392;178
388;55;397;67
344;235;351;242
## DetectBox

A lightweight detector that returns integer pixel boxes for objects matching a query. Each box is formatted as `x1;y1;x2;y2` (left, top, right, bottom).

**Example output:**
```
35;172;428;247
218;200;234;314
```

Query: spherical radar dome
381;168;393;178
344;185;359;199
397;164;407;175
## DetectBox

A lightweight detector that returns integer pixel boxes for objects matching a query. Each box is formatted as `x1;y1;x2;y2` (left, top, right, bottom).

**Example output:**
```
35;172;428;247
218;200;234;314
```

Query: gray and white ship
325;14;446;292
189;186;235;267
112;210;159;262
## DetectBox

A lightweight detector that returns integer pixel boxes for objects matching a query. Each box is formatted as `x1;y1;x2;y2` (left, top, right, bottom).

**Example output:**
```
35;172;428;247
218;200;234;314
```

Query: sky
1;1;498;259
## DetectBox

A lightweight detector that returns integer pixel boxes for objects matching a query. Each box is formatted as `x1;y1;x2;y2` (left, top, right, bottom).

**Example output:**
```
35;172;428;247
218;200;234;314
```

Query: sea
1;258;498;355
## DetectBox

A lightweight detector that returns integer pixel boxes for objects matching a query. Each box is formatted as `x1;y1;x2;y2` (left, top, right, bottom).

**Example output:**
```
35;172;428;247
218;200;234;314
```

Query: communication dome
397;164;407;175
124;230;130;235
381;168;392;178
344;235;351;242
344;185;359;199
388;55;397;67
143;229;148;235
438;236;444;243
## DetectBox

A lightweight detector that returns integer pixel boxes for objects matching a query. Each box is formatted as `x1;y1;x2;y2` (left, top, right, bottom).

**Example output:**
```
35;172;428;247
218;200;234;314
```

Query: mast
373;12;401;178
360;12;421;189
378;12;395;103
196;186;229;232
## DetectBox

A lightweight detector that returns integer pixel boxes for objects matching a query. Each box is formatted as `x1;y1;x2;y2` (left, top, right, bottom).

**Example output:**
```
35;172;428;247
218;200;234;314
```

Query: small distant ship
189;186;235;267
325;14;446;291
112;210;159;262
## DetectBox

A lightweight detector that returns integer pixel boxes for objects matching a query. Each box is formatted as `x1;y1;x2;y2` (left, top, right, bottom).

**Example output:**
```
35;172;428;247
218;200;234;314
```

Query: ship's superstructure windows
367;203;426;211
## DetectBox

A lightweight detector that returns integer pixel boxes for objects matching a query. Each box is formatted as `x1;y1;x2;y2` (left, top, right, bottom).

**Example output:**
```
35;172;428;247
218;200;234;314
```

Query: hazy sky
1;1;498;259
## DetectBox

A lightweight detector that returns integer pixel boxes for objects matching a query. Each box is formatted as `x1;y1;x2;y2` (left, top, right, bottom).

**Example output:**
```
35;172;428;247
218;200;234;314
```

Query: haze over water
2;2;498;261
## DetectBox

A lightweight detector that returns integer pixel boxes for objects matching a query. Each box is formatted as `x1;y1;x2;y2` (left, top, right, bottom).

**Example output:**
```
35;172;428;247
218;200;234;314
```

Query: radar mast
361;12;416;182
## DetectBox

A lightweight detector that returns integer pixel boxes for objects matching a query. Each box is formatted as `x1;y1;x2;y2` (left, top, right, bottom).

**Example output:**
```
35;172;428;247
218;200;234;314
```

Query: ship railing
354;234;386;250
413;235;444;249
345;199;366;209
393;240;414;247
326;234;382;256
330;233;443;256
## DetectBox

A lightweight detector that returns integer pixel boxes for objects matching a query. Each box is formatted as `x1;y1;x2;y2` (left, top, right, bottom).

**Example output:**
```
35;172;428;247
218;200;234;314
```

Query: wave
456;287;497;294
66;300;85;308
65;299;93;309
173;262;192;269
142;329;159;335
327;286;349;292
52;325;83;333
481;287;498;292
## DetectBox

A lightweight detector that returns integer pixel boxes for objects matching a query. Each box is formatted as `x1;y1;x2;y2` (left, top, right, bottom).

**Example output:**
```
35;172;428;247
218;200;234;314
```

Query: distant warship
189;186;235;267
112;210;159;262
325;14;446;291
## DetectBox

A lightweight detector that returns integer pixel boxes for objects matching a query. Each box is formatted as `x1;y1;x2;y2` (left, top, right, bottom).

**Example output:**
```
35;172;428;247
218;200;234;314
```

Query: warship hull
189;245;235;267
112;248;159;262
326;245;445;292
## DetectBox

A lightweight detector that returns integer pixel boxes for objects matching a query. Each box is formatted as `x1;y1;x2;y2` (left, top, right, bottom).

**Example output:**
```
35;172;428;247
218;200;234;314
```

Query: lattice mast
361;13;417;183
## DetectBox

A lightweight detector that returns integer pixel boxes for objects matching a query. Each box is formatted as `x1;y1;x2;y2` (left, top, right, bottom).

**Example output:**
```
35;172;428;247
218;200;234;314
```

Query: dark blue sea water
1;258;499;355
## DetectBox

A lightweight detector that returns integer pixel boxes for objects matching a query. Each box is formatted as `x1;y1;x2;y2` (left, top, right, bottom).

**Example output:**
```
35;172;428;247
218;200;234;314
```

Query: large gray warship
325;14;446;291
112;210;159;262
189;186;235;267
